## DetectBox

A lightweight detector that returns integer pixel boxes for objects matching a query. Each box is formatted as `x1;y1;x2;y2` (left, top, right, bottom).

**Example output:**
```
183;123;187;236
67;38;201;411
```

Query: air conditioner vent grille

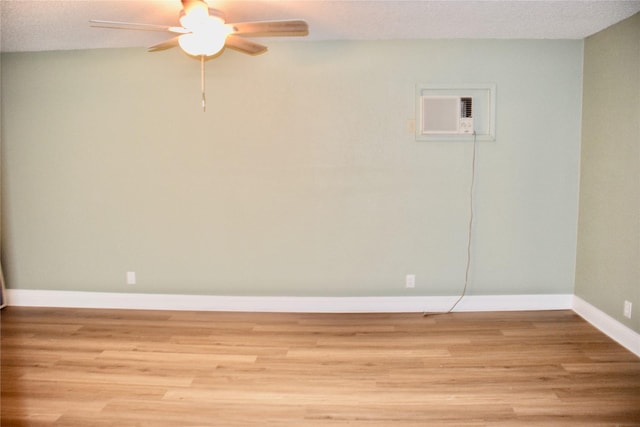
461;97;473;118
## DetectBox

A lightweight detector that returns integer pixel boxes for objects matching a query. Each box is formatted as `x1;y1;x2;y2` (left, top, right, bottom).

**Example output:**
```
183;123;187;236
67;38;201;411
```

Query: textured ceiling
1;0;640;53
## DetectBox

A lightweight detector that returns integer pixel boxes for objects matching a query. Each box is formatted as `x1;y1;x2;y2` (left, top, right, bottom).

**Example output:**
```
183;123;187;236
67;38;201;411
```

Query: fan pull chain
201;55;206;112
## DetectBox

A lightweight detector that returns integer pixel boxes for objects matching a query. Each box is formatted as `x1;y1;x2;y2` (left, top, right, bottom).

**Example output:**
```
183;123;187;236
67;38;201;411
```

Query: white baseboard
572;295;640;357
6;290;636;357
6;289;572;314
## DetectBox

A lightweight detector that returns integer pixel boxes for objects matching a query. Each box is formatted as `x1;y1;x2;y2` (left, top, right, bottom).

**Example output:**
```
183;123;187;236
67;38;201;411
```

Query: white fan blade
89;20;188;34
225;35;268;55
148;36;181;52
231;20;308;37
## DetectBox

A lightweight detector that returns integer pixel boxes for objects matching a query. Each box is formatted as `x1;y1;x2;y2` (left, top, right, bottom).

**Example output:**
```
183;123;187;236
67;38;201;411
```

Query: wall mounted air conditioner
420;96;474;135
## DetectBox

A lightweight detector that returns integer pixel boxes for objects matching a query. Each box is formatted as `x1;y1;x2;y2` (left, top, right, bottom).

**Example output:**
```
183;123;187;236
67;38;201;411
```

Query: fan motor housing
180;8;226;21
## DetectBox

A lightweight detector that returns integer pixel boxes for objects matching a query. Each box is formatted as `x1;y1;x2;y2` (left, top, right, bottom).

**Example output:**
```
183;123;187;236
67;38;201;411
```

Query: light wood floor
1;307;639;426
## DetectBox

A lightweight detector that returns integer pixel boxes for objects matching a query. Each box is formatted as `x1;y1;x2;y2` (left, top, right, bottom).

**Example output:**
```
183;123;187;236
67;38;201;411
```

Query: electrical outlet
623;300;632;319
405;274;416;288
126;271;136;285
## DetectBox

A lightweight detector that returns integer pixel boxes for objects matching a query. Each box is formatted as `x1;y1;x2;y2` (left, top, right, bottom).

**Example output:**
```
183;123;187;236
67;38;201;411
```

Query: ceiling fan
90;0;309;110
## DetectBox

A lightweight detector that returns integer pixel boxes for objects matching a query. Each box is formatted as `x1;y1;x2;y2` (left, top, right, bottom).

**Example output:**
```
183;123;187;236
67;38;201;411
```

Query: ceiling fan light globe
178;32;226;57
180;12;203;31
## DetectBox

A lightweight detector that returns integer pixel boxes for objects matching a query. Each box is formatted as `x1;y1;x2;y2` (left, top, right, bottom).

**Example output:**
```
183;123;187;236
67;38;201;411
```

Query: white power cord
424;131;477;316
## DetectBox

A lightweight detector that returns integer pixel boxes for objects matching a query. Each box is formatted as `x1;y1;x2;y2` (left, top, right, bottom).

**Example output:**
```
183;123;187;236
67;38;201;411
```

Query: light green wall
1;40;583;297
576;13;640;332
